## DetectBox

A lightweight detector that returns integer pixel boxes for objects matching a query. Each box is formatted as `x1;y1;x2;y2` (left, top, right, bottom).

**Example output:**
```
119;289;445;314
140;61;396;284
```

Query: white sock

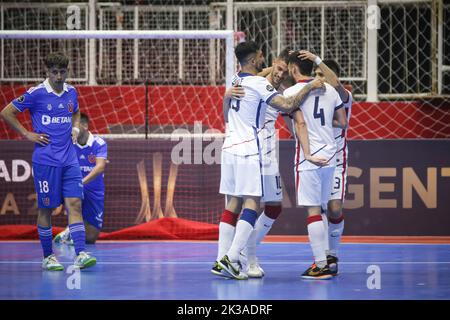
246;212;275;265
246;230;257;265
321;213;329;253
217;222;235;261
227;220;254;262
254;212;275;245
307;220;327;265
328;219;345;257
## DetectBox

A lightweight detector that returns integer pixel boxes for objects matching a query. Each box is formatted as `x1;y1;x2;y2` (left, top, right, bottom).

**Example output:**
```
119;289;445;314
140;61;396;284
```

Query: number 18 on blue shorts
32;163;84;209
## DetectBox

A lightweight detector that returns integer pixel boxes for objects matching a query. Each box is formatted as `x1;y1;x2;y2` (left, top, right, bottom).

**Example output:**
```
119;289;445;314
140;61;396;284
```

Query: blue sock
37;225;53;258
69;222;86;255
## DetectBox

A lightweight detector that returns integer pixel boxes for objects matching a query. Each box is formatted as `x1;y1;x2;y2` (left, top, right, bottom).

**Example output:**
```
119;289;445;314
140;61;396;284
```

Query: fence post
88;0;97;85
366;0;378;102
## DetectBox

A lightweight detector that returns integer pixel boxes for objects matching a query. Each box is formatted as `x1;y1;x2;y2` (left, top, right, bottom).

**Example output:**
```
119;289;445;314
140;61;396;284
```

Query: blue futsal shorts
82;190;104;230
32;163;83;208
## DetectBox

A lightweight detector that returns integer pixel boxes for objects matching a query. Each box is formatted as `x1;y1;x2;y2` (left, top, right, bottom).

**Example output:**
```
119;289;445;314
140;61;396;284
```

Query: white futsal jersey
222;72;279;157
283;80;344;171
334;90;353;155
220;72;279;197
330;89;353;201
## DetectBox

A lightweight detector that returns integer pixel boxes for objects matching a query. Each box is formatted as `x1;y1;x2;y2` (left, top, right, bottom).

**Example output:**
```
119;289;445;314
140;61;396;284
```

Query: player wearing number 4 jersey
214;41;325;280
300;51;353;276
284;52;348;280
0;52;96;271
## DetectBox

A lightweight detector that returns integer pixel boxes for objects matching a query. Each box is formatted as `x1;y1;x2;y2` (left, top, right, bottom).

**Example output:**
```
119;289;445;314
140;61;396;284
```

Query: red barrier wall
1;85;449;139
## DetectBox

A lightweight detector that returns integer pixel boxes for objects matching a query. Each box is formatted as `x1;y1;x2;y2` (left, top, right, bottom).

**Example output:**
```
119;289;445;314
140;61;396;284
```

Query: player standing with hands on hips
0;52;97;271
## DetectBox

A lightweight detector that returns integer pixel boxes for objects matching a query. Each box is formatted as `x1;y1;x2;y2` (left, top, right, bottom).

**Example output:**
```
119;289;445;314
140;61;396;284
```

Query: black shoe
327;255;339;276
211;261;227;277
301;263;333;280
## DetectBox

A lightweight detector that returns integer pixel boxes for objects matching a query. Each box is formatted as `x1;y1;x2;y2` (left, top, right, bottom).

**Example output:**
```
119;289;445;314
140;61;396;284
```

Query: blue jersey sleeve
11;88;37;112
95;138;108;159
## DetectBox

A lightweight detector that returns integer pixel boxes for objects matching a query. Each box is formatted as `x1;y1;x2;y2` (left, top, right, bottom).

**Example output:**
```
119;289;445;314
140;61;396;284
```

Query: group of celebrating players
214;41;352;280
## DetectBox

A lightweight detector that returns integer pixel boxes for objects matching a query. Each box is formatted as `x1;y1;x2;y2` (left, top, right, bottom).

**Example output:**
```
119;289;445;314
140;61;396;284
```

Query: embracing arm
333;107;348;129
298;50;350;103
268;78;324;113
223;86;245;124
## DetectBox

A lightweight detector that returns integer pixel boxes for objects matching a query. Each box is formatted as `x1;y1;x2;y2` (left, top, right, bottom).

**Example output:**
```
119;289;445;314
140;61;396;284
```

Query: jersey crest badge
68;102;73;113
88;154;96;163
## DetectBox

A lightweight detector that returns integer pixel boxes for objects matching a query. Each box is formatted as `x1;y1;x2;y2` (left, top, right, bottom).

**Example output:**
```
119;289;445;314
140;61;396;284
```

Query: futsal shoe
327;255;339;276
211;261;228;277
246;260;265;278
218;255;248;280
301;263;333;280
42;254;64;271
54;227;73;245
74;251;97;269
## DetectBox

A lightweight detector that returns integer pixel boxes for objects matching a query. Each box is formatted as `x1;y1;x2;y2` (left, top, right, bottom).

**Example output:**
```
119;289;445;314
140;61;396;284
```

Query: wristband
314;56;322;65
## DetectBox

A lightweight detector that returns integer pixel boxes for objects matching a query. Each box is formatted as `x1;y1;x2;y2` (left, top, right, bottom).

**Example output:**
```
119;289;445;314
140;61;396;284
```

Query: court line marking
0;241;449;246
0;261;449;265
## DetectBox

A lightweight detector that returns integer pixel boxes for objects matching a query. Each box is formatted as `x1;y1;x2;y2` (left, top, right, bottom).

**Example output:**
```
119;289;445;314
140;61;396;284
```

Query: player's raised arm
257;66;273;77
0;103;50;145
298;50;350;103
268;78;324;113
292;110;328;167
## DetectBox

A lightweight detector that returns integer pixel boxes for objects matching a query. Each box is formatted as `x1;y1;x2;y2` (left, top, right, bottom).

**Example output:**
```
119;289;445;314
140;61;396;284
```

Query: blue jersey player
54;113;107;244
0;52;96;271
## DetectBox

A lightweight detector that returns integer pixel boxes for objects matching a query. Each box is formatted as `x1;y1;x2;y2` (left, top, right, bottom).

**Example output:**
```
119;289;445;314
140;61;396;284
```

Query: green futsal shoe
74;251;97;269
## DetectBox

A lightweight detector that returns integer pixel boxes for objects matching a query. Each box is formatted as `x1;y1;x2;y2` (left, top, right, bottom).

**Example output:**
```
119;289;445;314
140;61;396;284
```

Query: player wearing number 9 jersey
283;52;347;280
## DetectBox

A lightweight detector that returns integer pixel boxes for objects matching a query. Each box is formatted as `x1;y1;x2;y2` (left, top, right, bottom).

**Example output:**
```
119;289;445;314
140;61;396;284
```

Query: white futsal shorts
295;166;335;206
261;157;282;203
329;150;348;201
219;151;263;197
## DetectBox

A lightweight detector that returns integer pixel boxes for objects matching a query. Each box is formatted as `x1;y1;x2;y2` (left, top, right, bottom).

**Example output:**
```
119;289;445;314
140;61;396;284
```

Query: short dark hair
322;59;341;77
234;41;259;65
44;52;69;69
288;51;313;76
277;47;291;64
80;113;89;124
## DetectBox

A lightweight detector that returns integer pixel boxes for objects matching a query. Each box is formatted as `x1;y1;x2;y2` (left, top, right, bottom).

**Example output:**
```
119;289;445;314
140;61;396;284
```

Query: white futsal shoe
53;227;73;245
246;259;265;278
42;254;64;271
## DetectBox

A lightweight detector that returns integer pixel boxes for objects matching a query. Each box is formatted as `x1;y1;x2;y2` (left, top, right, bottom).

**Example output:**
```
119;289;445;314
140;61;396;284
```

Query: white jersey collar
77;132;94;149
43;78;69;97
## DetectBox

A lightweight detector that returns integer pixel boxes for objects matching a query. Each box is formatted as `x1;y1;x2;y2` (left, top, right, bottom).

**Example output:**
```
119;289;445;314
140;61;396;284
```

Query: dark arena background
0;0;449;303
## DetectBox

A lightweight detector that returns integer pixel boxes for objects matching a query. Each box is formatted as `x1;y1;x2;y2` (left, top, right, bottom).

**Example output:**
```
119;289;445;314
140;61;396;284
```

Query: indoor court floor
0;241;449;300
